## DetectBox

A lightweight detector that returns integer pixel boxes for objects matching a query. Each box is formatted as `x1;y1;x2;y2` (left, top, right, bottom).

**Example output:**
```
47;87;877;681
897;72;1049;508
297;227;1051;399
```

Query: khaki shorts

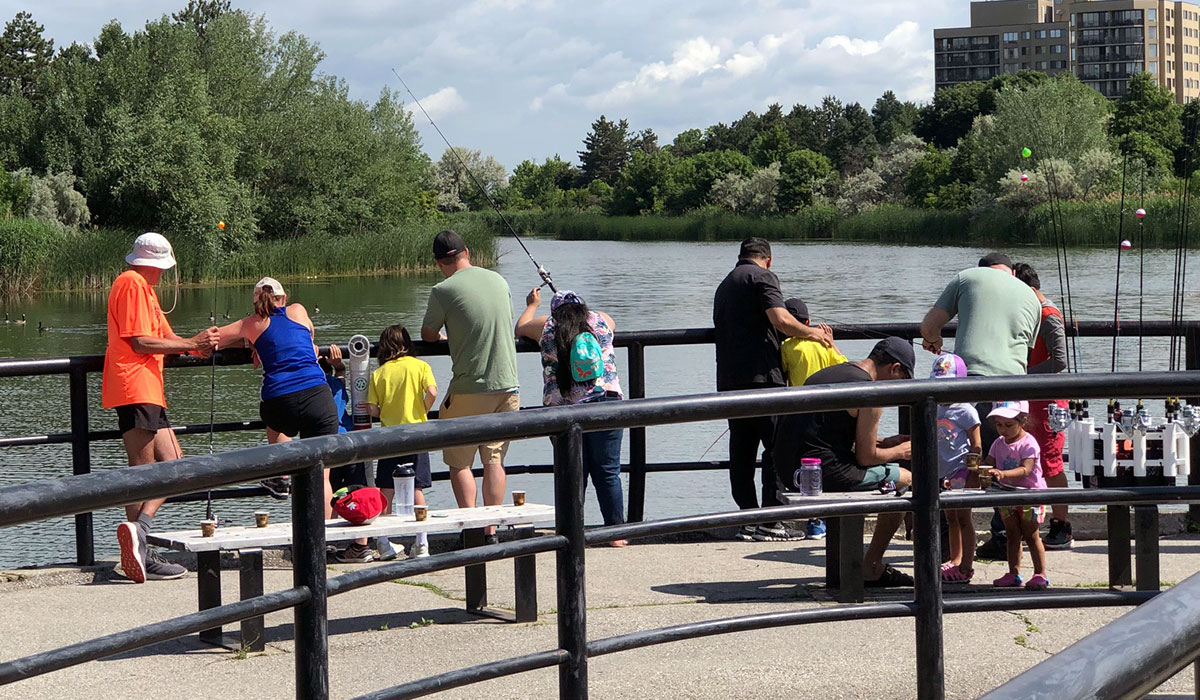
440;390;520;469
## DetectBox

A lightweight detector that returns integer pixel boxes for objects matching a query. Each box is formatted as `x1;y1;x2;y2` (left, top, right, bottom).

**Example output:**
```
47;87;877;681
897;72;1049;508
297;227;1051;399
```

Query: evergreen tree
578;115;630;185
1111;72;1182;176
0;12;54;98
871;90;918;146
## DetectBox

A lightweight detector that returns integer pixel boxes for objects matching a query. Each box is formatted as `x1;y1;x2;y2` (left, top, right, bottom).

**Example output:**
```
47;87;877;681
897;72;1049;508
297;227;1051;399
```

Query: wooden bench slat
148;503;555;552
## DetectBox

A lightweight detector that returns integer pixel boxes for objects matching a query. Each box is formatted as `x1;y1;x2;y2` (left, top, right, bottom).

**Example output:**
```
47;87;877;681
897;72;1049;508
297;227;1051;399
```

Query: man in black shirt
713;237;832;542
775;337;916;587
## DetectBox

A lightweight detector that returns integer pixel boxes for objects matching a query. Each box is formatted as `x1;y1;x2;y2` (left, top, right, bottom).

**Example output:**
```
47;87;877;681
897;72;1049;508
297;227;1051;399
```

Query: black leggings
259;384;339;439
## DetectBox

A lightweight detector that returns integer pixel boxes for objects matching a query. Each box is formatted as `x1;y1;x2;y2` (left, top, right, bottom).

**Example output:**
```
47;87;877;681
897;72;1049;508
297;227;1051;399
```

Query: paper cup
413;505;428;522
200;520;217;537
254;511;269;528
512;490;526;507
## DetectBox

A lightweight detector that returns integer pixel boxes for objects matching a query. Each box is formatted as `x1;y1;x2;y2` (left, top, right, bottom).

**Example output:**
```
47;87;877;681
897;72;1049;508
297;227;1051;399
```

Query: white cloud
414;87;468;119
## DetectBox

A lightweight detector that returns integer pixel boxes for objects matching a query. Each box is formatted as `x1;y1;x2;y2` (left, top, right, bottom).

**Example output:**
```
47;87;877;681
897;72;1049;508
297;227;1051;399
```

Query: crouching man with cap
773;337;916;587
102;232;219;582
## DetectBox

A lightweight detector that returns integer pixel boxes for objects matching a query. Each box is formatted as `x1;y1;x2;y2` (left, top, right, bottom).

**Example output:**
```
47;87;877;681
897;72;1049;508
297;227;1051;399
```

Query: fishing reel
537;265;558;293
1048;403;1073;433
1179;404;1200;438
1117;404;1155;439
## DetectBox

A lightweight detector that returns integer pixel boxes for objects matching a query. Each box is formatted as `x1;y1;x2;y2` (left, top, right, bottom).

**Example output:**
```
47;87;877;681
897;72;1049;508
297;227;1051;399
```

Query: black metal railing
2;320;1199;567
4;371;1200;698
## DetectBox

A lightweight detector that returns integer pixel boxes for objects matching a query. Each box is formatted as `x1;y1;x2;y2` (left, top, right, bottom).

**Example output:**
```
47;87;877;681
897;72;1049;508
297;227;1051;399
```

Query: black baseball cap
873;336;915;379
784;298;809;323
978;251;1013;268
433;230;467;260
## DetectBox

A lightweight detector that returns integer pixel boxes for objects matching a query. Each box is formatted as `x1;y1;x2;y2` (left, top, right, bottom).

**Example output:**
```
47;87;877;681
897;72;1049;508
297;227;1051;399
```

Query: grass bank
0;218;495;294
478;200;1200;248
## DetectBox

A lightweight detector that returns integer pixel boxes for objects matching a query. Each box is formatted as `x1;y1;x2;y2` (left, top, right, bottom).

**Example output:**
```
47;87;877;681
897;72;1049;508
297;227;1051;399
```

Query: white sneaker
407;542;430;559
376;537;404;561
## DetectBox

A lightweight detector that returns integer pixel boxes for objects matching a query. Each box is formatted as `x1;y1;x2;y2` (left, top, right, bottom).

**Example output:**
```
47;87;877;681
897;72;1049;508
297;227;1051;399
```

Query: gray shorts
847;464;903;492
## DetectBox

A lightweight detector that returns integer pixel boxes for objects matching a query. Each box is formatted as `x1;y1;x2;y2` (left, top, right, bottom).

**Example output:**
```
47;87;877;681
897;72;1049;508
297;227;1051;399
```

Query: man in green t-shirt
421;230;519;541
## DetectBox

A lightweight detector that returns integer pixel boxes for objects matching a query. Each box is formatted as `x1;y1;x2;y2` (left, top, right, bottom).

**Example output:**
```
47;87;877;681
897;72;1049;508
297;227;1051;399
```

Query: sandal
942;565;973;584
864;564;915;588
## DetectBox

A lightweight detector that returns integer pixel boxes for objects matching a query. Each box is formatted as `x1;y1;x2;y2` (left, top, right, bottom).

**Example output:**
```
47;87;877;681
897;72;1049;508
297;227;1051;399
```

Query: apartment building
934;0;1200;101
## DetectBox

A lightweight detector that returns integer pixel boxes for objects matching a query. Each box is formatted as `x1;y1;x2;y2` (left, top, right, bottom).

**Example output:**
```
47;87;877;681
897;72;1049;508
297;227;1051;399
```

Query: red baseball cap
331;486;386;525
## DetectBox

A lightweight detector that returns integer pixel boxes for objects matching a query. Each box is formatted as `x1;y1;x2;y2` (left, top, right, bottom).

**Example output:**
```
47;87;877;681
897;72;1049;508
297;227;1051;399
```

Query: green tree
871;90;918;146
1177;99;1200;177
748;123;794;167
979;70;1051;113
608;149;683;215
0;12;54;98
510;156;577;209
829;102;878;173
578;115;630;185
904;146;955;207
171;0;232;35
670;149;754;211
915;81;988;149
1111;72;1182;176
434;147;507;212
670;128;705;157
629;127;659;154
778;149;832;210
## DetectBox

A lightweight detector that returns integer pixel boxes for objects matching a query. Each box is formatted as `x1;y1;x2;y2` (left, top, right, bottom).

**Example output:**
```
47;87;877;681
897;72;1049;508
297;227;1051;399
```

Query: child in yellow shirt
780;297;846;540
368;324;437;559
781;298;847;386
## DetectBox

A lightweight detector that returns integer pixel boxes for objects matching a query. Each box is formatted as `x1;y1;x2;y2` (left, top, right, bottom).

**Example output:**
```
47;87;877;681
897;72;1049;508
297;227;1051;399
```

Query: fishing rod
391;68;557;293
204;220;225;523
1112;151;1129;373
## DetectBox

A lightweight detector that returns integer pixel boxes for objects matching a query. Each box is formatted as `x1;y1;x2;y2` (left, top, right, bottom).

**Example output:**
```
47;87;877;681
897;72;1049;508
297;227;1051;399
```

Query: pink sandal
941;565;973;583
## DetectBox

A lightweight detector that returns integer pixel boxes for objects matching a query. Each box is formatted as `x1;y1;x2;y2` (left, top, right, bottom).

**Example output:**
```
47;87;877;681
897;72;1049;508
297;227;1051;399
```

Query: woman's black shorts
259;384;339;439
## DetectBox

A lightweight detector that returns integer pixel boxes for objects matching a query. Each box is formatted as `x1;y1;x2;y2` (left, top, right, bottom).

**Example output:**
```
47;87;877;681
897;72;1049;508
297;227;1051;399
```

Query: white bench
150;503;555;651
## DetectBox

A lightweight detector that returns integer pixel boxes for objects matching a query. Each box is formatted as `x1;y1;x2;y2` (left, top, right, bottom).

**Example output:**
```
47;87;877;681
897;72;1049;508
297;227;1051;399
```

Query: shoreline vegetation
472;201;1200;247
0;218;495;295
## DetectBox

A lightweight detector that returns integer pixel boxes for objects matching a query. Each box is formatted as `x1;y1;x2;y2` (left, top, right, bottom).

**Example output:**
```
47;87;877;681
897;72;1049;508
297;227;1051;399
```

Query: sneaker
805;519;827;540
117;522;146;584
736;525;757;542
335;543;375;563
144;551;187;580
484;534;499;546
975;536;1007;561
259;476;291;500
753;522;806;542
376;538;403;562
1043;519;1074;550
993;572;1024;587
408;542;430;559
1025;573;1051;590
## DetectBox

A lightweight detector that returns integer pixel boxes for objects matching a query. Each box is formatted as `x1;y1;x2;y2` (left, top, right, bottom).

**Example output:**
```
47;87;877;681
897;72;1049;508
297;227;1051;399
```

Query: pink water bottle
797;458;823;497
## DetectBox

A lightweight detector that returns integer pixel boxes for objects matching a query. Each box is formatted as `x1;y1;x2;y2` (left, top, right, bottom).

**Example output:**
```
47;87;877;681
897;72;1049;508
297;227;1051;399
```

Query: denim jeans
582;427;625;526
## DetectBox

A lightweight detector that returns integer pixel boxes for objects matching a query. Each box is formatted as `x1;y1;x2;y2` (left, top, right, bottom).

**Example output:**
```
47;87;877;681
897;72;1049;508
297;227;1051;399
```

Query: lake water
0;238;1192;568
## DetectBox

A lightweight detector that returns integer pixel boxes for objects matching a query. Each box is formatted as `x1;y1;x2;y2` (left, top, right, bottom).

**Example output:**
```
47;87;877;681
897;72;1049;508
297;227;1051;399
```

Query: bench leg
838;515;865;604
1134;505;1161;592
826;518;841;589
240;549;265;652
513;526;537;622
464;527;487;612
1108;505;1133;588
197;550;222;645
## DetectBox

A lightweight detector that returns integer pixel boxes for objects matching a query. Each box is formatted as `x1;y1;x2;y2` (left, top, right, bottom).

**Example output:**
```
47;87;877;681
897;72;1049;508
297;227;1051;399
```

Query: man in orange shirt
102;232;219;583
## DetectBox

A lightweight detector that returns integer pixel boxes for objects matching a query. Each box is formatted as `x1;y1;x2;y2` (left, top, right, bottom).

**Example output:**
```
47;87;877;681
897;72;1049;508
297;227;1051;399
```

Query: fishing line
1137;144;1146;373
1112;151;1129;373
391;68;557;293
1171;108;1199;371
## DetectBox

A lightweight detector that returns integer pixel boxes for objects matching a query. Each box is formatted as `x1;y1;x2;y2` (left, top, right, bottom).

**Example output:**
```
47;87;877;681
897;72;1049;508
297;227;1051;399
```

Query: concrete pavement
3;533;1200;699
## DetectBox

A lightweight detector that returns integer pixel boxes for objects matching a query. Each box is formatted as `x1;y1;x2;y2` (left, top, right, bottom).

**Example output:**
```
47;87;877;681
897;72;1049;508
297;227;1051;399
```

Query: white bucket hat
253;276;286;299
125;232;177;269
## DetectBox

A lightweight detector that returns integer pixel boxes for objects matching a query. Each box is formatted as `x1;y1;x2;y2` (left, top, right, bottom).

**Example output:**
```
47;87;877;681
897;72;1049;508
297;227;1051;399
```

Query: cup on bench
254;510;270;528
200;519;217;537
414;505;428;522
965;453;980;489
512;490;526;507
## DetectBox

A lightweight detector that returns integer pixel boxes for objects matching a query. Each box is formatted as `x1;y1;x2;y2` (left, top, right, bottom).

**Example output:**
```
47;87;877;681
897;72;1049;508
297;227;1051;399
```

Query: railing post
911;396;945;700
1187;323;1200;528
292;462;328;700
554;423;588;699
68;365;94;566
626;342;647;522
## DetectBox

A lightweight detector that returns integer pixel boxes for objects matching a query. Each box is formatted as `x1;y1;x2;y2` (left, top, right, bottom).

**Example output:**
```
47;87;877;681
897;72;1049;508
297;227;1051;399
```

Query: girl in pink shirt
983;401;1048;590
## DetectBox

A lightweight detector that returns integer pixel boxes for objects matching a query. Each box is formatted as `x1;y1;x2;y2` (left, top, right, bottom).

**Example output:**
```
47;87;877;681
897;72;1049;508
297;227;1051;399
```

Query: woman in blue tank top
217;277;340;509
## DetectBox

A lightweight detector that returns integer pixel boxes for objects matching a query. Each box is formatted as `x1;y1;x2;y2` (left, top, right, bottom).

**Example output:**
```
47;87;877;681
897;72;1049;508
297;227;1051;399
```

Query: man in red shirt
102;232;219;583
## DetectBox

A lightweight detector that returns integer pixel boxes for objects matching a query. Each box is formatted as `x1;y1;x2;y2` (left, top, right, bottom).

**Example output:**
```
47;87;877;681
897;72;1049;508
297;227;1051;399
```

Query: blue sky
25;0;964;170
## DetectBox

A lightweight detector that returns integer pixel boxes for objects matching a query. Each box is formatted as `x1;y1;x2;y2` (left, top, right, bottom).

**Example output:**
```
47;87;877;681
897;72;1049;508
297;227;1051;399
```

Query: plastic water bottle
392;464;415;516
797;458;823;497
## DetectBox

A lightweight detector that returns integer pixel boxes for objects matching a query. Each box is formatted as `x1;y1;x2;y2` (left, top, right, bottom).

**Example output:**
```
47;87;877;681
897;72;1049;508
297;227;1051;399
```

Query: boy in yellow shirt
781;298;847;386
368;324;438;559
780;297;846;540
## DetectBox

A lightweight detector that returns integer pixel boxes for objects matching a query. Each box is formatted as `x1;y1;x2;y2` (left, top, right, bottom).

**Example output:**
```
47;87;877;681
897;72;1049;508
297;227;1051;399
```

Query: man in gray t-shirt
421;230;519;539
919;252;1040;378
